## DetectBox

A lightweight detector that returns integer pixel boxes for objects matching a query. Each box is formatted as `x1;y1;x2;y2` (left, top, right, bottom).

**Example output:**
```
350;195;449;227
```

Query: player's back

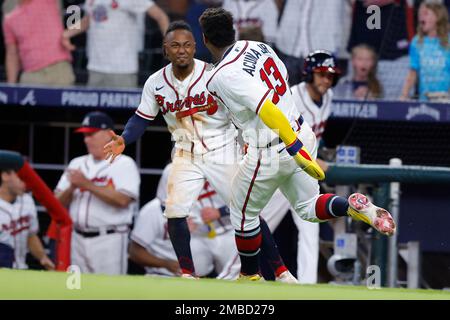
207;40;300;146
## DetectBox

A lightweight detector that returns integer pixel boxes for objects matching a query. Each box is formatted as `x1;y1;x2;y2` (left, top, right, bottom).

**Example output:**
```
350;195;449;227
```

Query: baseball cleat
347;193;396;236
275;270;299;284
237;274;264;282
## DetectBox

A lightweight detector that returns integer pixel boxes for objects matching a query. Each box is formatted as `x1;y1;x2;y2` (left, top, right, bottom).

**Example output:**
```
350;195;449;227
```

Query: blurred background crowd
1;0;449;101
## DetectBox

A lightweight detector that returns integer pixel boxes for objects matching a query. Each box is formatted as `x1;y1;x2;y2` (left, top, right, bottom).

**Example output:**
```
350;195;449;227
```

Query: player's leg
291;212;319;284
71;232;91;273
260;189;291;232
89;232;128;275
190;236;215;277
280;170;396;235
212;230;237;275
216;252;240;280
229;149;285;278
165;153;206;277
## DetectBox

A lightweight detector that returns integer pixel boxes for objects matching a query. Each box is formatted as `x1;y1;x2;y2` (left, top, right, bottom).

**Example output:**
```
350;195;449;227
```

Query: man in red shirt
3;0;75;86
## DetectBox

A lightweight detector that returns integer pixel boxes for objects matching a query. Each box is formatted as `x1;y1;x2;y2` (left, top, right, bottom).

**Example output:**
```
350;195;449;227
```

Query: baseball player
199;8;396;280
55;111;140;275
0;156;54;270
103;21;296;281
130;163;236;277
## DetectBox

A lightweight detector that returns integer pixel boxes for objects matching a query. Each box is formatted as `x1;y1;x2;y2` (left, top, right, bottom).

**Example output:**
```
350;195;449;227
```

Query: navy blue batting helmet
302;50;341;87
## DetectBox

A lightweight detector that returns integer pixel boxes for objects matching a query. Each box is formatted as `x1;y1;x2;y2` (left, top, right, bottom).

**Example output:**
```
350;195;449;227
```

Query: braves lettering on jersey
12;194;39;269
137;59;236;154
291;82;333;140
206;40;301;147
55;154;140;230
0;198;15;250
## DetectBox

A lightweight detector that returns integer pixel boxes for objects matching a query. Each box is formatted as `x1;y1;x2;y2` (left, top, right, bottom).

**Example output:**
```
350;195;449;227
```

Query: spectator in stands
62;0;169;89
2;0;75;86
55;112;140;275
275;0;350;85
222;0;279;46
347;0;415;100
334;44;383;100
400;1;450;101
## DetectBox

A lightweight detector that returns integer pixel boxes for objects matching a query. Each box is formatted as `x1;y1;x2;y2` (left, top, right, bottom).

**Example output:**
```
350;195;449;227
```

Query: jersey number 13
259;57;287;104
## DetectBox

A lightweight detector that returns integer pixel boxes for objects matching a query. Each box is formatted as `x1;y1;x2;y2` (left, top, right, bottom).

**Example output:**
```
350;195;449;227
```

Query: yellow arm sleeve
258;98;297;146
258;98;325;180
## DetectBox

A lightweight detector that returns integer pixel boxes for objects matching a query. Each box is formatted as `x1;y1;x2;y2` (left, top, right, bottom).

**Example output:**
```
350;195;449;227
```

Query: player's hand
67;169;92;189
40;255;56;270
201;207;220;223
292;147;325;180
103;130;125;163
61;32;76;51
187;218;198;233
164;260;181;275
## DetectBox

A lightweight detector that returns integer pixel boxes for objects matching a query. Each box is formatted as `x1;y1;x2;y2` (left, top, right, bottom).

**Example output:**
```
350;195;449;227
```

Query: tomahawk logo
20;90;37;106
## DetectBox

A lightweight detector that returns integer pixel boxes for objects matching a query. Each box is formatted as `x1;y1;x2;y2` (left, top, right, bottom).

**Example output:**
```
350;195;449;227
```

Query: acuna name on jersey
242;43;270;77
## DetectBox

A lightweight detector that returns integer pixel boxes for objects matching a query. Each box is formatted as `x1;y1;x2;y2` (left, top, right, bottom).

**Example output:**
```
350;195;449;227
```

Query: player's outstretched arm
103;114;151;163
258;99;325;180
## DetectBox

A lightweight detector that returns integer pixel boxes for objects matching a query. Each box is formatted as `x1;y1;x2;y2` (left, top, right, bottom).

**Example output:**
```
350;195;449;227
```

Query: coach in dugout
55;112;140;275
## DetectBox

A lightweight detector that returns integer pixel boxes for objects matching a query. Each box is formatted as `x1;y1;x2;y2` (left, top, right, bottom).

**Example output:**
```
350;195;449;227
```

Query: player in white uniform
261;51;341;283
199;8;396;280
130;163;236;277
104;21;296;281
55;112;140;275
12;193;55;270
0;154;54;270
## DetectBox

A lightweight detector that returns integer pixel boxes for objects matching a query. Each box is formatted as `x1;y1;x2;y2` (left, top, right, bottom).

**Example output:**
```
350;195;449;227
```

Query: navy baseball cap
0;150;24;171
75;111;114;133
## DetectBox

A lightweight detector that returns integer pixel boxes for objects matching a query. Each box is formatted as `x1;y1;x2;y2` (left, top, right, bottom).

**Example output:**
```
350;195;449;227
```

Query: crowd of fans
0;0;449;101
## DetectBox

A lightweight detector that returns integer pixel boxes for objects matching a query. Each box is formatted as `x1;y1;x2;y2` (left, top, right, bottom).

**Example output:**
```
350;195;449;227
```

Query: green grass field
1;269;449;300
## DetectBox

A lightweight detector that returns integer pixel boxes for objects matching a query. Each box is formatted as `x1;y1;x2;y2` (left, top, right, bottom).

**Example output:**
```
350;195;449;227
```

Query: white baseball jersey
137;58;236;155
85;0;155;74
291;82;333;140
55;154;140;230
0;194;39;269
206;40;301;148
222;0;279;45
275;0;349;58
12;194;39;269
0;198;15;250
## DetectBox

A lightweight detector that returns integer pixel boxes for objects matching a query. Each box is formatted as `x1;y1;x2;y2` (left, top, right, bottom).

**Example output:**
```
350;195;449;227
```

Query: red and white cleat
347;193;396;236
276;270;299;284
